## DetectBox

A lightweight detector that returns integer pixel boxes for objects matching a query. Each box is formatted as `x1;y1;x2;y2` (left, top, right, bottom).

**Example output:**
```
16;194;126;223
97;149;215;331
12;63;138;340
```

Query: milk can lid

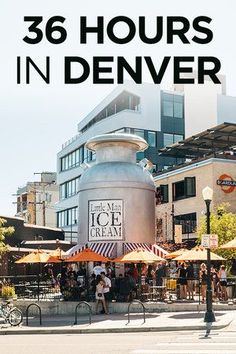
86;133;148;152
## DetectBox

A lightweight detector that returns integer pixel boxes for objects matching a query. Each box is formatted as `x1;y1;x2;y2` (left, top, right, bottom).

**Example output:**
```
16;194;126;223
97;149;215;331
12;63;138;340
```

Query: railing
26;303;42;326
0;275;60;301
127;300;146;324
74;301;92;325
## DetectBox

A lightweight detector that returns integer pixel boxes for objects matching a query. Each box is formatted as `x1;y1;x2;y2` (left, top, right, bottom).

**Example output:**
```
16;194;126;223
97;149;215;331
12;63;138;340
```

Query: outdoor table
149;286;166;301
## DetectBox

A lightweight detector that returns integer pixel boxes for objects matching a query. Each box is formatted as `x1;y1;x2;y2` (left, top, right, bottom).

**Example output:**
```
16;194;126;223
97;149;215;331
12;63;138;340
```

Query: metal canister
78;133;156;251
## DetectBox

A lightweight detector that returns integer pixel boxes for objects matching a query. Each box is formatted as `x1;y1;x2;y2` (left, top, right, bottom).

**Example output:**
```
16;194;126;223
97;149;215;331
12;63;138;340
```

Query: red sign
217;174;236;193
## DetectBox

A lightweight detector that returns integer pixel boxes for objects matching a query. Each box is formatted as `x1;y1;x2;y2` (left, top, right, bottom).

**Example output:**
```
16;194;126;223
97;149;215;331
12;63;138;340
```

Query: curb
0;321;231;335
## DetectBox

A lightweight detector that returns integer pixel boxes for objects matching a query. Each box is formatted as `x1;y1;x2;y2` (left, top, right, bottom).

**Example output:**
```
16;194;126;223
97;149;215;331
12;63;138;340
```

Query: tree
0;218;14;255
198;203;236;261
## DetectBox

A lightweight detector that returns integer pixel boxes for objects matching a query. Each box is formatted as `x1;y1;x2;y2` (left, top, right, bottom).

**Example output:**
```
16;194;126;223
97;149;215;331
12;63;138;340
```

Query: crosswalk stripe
131;350;236;354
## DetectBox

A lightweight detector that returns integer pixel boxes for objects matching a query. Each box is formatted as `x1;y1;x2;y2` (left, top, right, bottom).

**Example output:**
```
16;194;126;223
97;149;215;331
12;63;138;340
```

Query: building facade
15;172;59;228
154;156;236;243
57;82;185;239
57;80;236;240
174;72;236;137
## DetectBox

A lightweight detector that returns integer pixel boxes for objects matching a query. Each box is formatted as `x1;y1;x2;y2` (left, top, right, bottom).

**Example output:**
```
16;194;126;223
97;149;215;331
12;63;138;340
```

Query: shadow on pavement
169;312;225;320
23;313;160;327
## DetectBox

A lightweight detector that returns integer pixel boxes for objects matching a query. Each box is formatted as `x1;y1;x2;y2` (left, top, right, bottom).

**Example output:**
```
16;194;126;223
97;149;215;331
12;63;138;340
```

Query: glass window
79;146;84;164
84;147;89;163
147;131;156;147
60;184;66;200
174;102;183;118
163;101;173;117
134;129;145;139
163;133;174;146
174;134;184;143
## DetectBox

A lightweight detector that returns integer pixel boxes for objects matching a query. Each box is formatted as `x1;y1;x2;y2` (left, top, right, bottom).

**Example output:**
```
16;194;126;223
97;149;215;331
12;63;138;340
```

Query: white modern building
57;79;236;241
174;72;236;137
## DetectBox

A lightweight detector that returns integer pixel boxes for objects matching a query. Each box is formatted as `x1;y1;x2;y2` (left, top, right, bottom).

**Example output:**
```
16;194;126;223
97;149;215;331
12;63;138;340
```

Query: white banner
88;199;123;241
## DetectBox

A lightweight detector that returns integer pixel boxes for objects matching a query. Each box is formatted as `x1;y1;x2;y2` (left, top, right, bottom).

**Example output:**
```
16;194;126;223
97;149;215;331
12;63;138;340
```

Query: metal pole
171;204;175;243
204;199;215;323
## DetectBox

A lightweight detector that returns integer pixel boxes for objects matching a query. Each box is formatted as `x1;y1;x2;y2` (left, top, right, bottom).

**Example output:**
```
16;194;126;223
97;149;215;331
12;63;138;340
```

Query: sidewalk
0;310;234;335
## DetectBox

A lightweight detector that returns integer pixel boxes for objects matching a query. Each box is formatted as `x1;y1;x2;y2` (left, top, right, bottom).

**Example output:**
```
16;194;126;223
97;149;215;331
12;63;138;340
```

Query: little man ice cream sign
88;200;123;241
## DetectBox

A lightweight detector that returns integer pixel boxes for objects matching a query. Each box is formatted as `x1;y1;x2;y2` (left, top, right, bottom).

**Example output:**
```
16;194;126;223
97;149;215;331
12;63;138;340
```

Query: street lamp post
202;186;216;323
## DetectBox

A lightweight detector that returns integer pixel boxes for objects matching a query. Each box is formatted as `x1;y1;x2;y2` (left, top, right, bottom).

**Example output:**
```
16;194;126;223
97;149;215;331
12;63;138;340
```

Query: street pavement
1;328;236;354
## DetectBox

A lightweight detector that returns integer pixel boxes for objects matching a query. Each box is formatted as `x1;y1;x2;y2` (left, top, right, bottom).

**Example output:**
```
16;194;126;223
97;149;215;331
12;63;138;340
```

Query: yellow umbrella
15;249;50;263
165;248;188;259
220;238;236;249
114;248;164;263
173;246;225;261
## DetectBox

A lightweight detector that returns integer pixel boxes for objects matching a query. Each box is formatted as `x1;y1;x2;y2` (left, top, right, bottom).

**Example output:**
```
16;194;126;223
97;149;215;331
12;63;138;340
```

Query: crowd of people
45;260;230;304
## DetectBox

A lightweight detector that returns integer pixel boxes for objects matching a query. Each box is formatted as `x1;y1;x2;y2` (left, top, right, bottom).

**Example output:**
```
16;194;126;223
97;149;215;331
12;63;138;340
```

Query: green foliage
1;286;15;298
198;203;236;261
0;218;14;255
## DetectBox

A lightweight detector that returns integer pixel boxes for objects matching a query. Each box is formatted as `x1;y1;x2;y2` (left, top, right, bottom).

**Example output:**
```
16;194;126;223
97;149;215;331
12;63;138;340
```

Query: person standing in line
101;272;111;314
199;263;207;303
186;261;194;300
95;275;108;315
218;265;228;301
178;263;187;299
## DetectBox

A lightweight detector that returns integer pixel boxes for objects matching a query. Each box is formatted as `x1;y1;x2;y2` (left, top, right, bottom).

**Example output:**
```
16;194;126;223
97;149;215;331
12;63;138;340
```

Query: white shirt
103;276;111;293
93;266;106;276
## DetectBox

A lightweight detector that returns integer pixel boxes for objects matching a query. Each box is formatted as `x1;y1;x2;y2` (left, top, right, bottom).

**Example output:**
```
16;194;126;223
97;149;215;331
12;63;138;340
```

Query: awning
66;242;117;258
89;242;117;258
123;243;152;253
151;244;169;258
123;243;168;258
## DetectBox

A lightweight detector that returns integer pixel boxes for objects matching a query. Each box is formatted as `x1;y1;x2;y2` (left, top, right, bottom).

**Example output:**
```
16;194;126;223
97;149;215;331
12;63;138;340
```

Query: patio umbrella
114;248;165;263
65;248;109;301
173;246;225;261
49;248;67;258
219;238;236;249
15;249;51;264
65;248;109;263
165;248;188;259
15;249;52;300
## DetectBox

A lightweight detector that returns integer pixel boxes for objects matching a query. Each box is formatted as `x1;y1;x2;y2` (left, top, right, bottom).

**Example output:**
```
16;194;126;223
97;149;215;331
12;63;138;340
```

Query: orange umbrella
46;255;63;263
65;248;109;263
173;246;225;261
114;248;164;263
15;249;52;301
220;238;236;249
165;248;188;259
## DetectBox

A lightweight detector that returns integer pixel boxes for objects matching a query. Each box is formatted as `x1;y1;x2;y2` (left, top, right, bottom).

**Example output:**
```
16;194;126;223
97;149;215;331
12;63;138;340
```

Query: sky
1;0;236;216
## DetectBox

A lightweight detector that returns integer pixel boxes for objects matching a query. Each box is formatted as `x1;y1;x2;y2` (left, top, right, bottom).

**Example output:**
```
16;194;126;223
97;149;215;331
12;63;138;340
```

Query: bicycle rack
26;303;42;326
74;301;92;325
127;300;146;324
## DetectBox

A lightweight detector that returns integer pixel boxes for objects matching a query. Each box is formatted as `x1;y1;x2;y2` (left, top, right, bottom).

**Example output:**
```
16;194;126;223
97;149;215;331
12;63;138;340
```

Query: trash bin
227;283;235;299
